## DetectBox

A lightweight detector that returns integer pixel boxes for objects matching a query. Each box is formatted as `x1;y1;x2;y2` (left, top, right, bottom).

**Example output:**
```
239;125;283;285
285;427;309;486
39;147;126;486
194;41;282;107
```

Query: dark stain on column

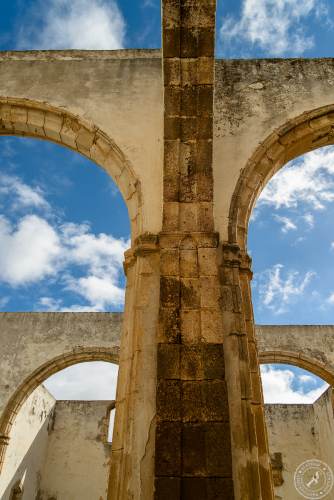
156;1;234;498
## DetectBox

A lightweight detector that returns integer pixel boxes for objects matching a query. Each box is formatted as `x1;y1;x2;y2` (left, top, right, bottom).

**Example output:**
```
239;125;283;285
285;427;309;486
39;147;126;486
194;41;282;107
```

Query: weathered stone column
109;234;160;500
220;244;274;499
155;1;234;498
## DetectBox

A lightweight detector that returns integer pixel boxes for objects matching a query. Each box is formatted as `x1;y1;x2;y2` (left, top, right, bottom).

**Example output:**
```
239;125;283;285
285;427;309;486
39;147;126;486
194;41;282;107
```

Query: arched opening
260;361;332;499
0;353;119;500
0;99;135;498
229;105;334;498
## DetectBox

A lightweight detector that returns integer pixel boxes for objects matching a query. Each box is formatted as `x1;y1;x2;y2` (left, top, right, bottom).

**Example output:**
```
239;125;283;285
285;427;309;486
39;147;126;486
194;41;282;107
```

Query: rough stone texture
156;2;236;499
265;388;334;500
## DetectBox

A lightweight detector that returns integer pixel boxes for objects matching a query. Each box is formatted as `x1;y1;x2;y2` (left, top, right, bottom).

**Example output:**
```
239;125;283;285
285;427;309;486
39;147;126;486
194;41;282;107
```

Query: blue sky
1;0;334;405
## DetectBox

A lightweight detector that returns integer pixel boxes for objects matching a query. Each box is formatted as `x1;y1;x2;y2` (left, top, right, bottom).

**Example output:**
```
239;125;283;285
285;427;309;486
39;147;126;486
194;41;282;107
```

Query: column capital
124;233;160;274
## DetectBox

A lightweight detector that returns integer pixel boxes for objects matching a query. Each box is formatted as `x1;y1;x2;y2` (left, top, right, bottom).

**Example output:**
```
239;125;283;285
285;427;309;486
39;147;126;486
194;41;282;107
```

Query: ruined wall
0;312;121;419
265;388;334;499
0;385;55;500
39;400;111;500
0;50;163;235
214;58;334;240
256;325;334;383
3;53;334;241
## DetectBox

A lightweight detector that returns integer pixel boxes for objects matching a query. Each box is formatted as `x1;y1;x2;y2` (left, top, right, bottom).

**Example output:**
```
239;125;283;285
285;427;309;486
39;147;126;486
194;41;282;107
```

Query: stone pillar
220;244;274;499
155;1;234;498
109;234;160;500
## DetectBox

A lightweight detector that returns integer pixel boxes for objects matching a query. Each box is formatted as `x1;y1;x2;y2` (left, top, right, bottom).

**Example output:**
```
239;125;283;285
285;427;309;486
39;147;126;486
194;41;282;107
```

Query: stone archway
221;104;334;500
259;351;334;387
0;347;119;471
0;97;142;239
228;104;334;249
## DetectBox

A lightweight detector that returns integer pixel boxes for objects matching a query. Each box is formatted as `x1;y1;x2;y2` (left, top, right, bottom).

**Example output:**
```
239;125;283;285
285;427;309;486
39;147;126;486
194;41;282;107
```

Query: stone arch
0;97;142;239
259;351;334;387
0;346;119;471
228;104;334;249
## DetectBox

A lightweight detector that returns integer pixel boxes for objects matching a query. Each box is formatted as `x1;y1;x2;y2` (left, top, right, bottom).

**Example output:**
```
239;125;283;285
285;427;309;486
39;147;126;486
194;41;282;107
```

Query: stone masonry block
159;306;180;343
203;344;225;379
164;58;181;86
200;276;220;308
179;203;198;231
76;127;95;153
11;106;27;133
163;202;179;231
155;478;181;500
157;343;180;379
201;308;224;343
155;421;181;476
180;309;201;343
181;278;200;309
44;112;63;142
160;276;180;307
205;422;232;475
157;379;181;420
197;57;214;85
163;27;181;58
181;345;204;380
180;249;198;278
27;108;45;136
198;248;217;276
182;423;206;475
160;248;180;276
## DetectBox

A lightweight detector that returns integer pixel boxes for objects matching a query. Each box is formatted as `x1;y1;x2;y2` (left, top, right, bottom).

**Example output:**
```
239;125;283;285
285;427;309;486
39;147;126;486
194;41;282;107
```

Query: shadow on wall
0;387;56;500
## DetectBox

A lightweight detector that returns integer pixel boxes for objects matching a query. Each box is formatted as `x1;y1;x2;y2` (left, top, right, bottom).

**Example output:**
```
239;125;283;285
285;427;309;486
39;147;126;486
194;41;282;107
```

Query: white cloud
258;147;334;211
66;275;125;310
220;0;327;56
261;365;328;404
256;264;315;314
303;213;314;229
0;215;61;285
299;374;316;384
19;0;125;50
0;214;129;309
0;174;49;211
0;296;9;309
274;215;297;233
43;361;119;400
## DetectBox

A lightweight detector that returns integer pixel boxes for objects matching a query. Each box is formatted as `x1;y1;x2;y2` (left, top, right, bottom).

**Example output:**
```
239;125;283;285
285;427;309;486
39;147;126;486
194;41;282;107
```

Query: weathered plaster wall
39;400;111;500
265;388;334;500
214;58;334;240
3;53;334;241
0;312;122;419
256;324;334;383
0;50;163;235
0;385;55;500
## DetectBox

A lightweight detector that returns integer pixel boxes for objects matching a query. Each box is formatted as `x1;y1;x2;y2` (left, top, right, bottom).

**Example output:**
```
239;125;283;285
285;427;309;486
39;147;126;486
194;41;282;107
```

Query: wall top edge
0;48;162;61
0;311;124;317
256;324;334;330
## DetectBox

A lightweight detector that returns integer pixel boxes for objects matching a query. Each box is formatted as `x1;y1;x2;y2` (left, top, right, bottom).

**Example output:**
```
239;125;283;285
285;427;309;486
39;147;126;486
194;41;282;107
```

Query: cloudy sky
1;0;334;411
